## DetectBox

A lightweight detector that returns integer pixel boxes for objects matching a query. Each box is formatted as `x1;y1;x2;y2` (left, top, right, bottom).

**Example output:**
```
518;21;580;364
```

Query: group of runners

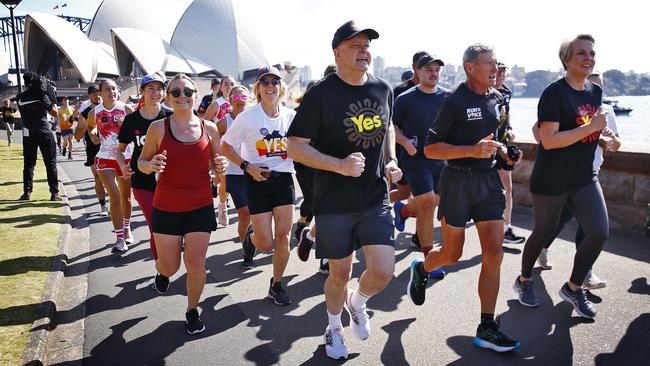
30;20;620;360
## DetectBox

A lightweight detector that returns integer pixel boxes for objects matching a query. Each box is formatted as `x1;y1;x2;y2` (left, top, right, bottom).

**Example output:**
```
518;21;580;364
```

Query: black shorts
226;174;248;209
152;204;217;236
85;141;100;167
245;172;295;215
315;204;395;259
437;166;505;228
402;158;444;196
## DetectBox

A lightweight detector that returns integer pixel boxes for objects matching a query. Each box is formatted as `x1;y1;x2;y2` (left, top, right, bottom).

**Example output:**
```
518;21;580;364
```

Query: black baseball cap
417;54;445;68
87;84;100;94
331;20;379;49
211;78;221;86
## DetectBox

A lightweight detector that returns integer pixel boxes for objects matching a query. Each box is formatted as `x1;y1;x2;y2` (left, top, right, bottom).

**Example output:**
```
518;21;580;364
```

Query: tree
522;70;560;98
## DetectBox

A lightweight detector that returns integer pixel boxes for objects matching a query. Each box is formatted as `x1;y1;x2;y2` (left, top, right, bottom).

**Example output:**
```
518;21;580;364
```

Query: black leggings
522;181;608;285
294;162;314;221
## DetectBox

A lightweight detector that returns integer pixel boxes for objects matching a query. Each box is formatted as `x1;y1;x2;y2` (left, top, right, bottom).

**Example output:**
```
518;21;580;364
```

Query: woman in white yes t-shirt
222;69;296;304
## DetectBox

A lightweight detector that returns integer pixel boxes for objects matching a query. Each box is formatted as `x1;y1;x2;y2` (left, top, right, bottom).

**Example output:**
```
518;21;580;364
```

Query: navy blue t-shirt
287;73;393;215
425;83;502;169
393;85;449;160
530;78;602;195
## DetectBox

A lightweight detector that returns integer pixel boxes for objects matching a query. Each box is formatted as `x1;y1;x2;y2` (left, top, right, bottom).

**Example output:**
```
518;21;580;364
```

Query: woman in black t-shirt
515;35;608;319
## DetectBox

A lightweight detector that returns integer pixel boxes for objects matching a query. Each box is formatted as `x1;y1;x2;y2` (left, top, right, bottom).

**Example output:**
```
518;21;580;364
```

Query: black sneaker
242;224;256;261
50;193;62;201
19;192;30;200
472;316;521;352
268;278;292;306
406;259;428;305
62;148;66;156
297;227;314;262
294;221;307;242
410;233;420;249
152;272;170;294
559;283;597;318
318;258;329;275
503;228;525;244
185;308;205;335
242;256;255;269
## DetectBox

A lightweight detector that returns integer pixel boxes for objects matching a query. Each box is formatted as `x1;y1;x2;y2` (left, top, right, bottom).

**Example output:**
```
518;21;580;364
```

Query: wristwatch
240;160;249;172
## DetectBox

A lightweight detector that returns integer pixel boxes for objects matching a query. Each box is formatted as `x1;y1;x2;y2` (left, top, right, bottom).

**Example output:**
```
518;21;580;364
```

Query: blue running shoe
393;201;406;232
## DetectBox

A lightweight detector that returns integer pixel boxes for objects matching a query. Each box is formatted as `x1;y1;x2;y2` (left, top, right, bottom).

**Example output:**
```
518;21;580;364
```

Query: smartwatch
240;160;249;172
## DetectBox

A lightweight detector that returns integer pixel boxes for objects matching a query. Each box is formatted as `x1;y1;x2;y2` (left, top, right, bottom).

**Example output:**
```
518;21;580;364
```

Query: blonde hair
252;78;286;103
166;73;198;94
559;34;595;70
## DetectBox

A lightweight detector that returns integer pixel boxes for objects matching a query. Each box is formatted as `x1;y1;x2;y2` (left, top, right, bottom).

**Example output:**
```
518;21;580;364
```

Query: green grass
0;144;63;366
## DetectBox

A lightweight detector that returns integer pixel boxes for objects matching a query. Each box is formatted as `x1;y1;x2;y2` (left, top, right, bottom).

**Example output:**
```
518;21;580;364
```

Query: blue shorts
226;174;248;209
401;158;444;196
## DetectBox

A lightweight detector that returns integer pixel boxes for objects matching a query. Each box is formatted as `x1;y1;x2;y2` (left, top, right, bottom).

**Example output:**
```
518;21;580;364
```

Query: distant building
373;56;385;78
384;66;409;87
299;66;311;86
510;65;526;81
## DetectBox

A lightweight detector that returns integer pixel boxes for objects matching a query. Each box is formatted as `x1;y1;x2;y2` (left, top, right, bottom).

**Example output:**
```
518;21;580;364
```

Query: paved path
42;143;650;365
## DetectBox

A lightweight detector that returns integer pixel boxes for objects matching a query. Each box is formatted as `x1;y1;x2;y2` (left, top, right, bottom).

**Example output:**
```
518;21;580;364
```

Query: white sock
327;310;343;330
350;288;371;311
306;230;315;242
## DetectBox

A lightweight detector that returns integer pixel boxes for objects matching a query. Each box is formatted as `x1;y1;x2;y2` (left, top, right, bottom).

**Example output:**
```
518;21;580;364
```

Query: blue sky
2;0;646;76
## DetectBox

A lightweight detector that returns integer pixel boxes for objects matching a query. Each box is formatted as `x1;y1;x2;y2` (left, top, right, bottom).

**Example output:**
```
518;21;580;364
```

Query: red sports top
153;117;213;212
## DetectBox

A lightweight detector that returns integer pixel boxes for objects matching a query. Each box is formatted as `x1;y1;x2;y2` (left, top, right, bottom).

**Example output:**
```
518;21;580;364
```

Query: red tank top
153;117;213;212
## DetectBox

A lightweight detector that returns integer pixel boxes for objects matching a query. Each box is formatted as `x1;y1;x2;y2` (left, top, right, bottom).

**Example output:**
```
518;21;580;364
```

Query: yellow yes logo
350;114;383;133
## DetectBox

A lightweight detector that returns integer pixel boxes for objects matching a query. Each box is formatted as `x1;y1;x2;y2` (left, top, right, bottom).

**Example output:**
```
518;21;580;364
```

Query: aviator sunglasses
169;87;196;98
259;78;281;86
231;95;248;101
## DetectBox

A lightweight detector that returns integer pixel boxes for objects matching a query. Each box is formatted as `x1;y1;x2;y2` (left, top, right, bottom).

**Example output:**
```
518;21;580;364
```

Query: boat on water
603;99;633;116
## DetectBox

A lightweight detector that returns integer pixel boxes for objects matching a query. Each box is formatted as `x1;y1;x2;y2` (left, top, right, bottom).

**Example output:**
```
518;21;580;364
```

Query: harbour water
509;95;649;153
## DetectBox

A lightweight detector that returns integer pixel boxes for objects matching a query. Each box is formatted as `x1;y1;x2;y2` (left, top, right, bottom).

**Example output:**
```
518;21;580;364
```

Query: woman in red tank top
138;73;228;335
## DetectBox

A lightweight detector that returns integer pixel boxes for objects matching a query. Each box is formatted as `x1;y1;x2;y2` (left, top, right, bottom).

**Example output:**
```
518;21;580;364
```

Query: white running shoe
345;289;370;340
324;326;348;360
217;202;228;226
99;205;109;216
111;238;128;253
124;228;134;244
537;248;553;270
583;272;607;290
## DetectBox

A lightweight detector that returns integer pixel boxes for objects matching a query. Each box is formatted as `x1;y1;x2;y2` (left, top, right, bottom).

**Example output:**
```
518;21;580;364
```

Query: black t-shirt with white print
425;82;502;169
287;73;393;215
118;108;172;190
530;78;602;195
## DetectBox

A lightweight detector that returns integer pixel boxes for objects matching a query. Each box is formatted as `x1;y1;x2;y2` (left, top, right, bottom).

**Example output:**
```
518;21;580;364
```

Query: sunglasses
259;78;281;86
231;95;248;101
169;88;196;98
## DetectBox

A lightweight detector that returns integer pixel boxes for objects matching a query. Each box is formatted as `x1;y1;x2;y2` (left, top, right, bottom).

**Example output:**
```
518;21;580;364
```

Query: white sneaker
99;205;109;216
124;228;134;244
111;238;128;253
217;202;228;226
345;289;370;340
537;248;553;270
324;326;348;360
583;272;607;290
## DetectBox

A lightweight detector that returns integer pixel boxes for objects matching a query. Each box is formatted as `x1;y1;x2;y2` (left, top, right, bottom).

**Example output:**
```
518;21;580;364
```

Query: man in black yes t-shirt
287;21;401;361
406;44;521;353
13;72;60;201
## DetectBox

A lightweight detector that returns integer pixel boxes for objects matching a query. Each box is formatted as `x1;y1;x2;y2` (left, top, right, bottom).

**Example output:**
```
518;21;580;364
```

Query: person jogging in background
287;21;401;360
117;73;172;289
2;99;16;146
58;96;75;160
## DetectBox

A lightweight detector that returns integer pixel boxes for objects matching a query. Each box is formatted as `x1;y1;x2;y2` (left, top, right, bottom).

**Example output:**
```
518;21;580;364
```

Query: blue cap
140;73;165;88
401;70;414;81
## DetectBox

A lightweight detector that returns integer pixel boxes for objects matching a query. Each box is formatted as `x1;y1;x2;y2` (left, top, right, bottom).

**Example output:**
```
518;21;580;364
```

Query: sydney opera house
23;0;268;84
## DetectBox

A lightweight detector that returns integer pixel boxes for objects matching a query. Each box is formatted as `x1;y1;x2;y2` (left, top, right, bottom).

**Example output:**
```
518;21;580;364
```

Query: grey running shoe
268;278;292;306
217;202;228;226
406;259;428;305
559;283;597;318
513;277;540;307
99;205;109;216
185;308;205;335
324;326;348;360
345;289;370;340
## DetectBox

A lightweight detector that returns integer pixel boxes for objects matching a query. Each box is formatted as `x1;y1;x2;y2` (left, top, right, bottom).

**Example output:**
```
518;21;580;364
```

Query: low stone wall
512;142;650;231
